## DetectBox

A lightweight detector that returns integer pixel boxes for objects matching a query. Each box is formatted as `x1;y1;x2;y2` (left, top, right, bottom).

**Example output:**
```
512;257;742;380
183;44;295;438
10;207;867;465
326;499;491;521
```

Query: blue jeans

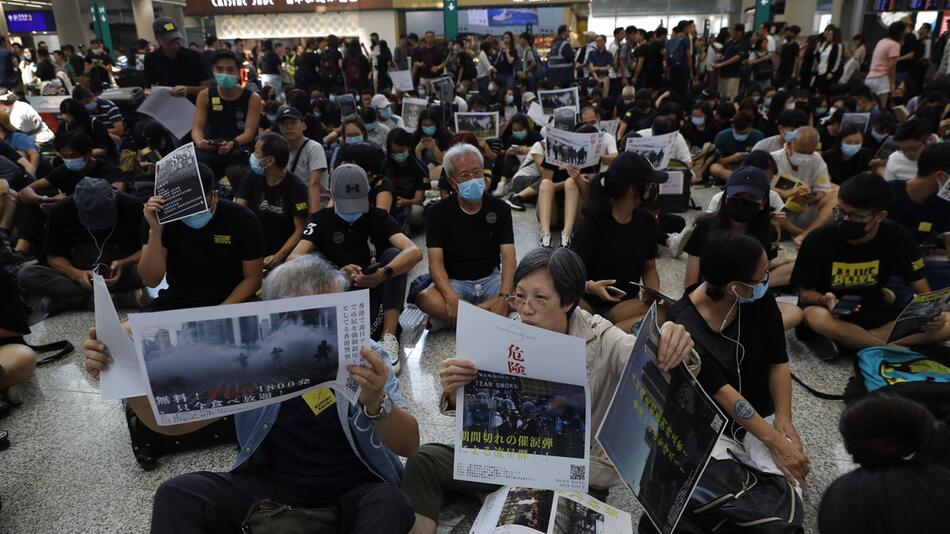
449;269;502;305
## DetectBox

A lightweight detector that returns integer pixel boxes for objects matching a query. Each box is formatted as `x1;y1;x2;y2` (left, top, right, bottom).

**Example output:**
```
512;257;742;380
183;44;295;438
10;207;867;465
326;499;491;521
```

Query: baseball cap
134;38;150;49
74;177;117;230
608;152;668;184
152;17;183;43
725;167;770;200
276;105;303;122
916;142;950;178
370;94;391;110
522;91;537;104
330;164;370;214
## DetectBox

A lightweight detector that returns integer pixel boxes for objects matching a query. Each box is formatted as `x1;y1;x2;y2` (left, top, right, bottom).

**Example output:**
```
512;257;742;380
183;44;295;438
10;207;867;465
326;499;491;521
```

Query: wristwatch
363;392;393;422
383;266;394;279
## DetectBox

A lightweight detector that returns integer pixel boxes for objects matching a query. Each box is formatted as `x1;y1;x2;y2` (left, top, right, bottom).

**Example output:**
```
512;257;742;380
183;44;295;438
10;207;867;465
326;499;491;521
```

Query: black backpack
666;37;689;69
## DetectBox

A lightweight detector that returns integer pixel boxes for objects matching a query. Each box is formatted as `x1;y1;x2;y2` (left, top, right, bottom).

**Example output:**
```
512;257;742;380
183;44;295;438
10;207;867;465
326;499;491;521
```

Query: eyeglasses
748;270;770;286
833;206;875;223
454;170;484;182
506;294;553;311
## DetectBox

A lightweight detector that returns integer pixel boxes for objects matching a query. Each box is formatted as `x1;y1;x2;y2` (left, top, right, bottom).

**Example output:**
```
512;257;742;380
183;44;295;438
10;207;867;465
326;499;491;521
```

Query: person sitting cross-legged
793;173;950;359
83;254;419;534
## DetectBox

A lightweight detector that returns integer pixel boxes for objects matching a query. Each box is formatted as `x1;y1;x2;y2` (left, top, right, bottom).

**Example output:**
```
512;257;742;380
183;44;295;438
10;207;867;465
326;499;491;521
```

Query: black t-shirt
778;42;800;79
426;195;514;281
369;173;395;208
387;156;429;200
143;199;264;304
887;180;950;245
821;148;871;185
681;123;715;150
570;209;658;305
35;60;56;81
236;173;309;255
0;268;30;337
321;49;342;78
644;41;666;86
669;287;788;423
143;48;209;97
201;49;216;76
791;220;926;306
45;192;143;269
684;213;779;262
46;159;125;195
301;206;400;268
260;51;281;75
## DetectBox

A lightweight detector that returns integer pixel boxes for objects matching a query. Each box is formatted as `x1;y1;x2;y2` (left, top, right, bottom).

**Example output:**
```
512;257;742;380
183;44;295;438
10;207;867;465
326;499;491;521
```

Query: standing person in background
143;17;210;103
547;25;576;88
714;24;748;102
475;42;495;97
866;22;904;108
259;40;284;100
585;35;612;95
343;39;371;92
320;35;344;94
413;32;446;88
607;27;625;98
0;37;20;92
393;34;410;72
519;32;541;91
376;40;393;92
494;38;516;91
667;22;693;98
813;25;844;94
201;36;219;76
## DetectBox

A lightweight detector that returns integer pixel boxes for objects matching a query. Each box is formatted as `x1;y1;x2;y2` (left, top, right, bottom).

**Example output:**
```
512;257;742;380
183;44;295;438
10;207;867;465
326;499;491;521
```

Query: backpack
343;57;366;90
666;36;689;69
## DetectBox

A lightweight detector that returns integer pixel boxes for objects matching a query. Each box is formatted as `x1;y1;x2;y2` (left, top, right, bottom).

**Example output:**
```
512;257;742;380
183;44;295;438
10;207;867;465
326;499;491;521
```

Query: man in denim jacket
84;254;419;533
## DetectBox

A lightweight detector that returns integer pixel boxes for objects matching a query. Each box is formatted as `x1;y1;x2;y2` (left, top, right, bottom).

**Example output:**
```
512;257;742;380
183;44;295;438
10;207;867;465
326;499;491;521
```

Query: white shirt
476;50;493;79
752;135;785;155
764;34;776;54
9;100;53;144
770;148;832;191
512;141;544;180
816;42;843;76
883;150;918;182
608;41;621;79
287;138;328;202
635;128;692;166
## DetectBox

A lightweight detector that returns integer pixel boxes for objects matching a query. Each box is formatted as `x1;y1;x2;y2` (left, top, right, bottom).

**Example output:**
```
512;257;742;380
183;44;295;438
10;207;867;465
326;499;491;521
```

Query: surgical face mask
871;130;889;142
785;101;796;110
84;101;97;111
783;131;797;143
214;73;238;90
334;207;363;223
836;219;870;241
623;98;635;106
417;88;427;97
815;107;828;116
379;107;391;120
457;177;486;201
345;135;364;145
789;151;811;167
734;279;768;303
391;151;410;164
733;131;749;142
505;95;514;105
63;157;86;171
724;197;761;223
329;94;338;103
365;121;378;131
182;209;213;229
691;116;705;127
249;153;265;175
512;129;527;140
421;125;437;136
266;114;278;123
841;143;862;157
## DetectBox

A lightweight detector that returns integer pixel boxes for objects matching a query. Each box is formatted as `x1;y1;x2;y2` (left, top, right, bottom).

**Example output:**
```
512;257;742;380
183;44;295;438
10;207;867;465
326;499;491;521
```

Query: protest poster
840;112;870;133
127;290;371;426
337;93;358;117
455;303;591;492
553;106;576;130
401;97;429;132
431;75;455;104
598;119;620;138
527;101;547;128
539;88;579;116
137;86;196;140
658;170;684;196
93;274;148;401
389;70;415;93
597;303;726;534
887;287;950;342
154;143;208;225
469;486;633;534
542;127;605;169
625;133;675;170
939;174;950;203
456;112;500;139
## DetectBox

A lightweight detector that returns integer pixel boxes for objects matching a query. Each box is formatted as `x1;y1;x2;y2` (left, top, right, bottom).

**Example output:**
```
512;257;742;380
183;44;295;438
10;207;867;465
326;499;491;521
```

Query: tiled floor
0;185;855;533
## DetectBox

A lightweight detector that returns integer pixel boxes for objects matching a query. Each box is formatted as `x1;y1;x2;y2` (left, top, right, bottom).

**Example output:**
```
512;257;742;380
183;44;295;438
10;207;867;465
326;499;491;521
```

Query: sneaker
11;251;35;265
667;223;695;259
540;232;551;247
795;325;840;362
560;233;572;248
3;384;21;406
492;180;508;197
427;317;450;333
505;194;526;212
381;333;402;375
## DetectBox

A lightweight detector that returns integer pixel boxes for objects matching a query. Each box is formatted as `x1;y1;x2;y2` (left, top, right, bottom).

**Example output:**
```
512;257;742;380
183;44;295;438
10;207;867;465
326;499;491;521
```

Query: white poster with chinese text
469;486;633;534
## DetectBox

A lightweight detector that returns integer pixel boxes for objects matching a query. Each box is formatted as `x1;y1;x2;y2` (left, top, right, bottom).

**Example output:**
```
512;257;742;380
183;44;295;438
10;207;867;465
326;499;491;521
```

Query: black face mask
836;219;869;241
724;197;761;223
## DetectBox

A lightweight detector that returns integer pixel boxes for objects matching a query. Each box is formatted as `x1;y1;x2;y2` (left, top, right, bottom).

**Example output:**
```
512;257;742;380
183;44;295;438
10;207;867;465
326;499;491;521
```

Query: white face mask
789;151;811;167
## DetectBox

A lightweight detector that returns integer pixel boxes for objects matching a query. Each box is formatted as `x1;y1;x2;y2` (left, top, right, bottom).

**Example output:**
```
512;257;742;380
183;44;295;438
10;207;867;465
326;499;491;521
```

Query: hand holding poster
840;112;870;133
538;88;579;116
625;133;675;170
431;76;455;104
469;486;633;534
597;303;725;534
154;143;208;224
389;70;415;92
598;119;620;138
127;290;371;426
401;97;429;132
93;274;148;400
542;127;605;169
455;303;591;492
456;112;500;139
887;287;950;342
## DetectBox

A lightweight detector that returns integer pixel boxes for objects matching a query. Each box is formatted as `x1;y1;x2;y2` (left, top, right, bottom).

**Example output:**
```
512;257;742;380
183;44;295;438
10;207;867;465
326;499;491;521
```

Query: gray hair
513;247;587;308
442;143;484;179
262;254;348;300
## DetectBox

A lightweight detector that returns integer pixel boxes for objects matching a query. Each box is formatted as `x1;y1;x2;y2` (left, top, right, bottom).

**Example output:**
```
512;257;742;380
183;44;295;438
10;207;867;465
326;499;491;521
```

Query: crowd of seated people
0;13;946;533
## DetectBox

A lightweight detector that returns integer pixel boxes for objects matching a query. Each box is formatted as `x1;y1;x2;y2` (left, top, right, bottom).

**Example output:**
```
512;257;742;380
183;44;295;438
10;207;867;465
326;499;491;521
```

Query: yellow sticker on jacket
919;221;933;233
211;96;221;104
213;234;231;245
295;202;308;211
301;387;337;417
212;105;223;111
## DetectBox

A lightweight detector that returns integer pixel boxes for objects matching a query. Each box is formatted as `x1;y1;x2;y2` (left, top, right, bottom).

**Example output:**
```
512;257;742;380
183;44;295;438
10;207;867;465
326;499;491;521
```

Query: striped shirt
89;98;123;130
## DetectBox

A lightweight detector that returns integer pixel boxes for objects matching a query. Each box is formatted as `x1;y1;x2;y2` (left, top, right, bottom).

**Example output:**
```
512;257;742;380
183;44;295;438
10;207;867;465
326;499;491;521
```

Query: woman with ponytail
818;394;950;534
668;231;810;490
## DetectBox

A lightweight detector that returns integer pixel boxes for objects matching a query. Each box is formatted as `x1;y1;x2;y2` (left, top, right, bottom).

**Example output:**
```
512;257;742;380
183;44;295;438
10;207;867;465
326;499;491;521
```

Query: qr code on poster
570;464;586;480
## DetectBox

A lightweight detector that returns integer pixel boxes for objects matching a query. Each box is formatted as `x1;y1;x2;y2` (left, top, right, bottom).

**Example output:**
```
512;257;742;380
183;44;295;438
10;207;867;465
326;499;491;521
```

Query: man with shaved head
770;126;837;245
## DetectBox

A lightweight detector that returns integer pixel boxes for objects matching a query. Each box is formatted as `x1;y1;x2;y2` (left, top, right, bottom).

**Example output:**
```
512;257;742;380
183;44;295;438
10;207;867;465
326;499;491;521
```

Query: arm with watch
479;243;516;316
348;346;420;458
352;233;422;289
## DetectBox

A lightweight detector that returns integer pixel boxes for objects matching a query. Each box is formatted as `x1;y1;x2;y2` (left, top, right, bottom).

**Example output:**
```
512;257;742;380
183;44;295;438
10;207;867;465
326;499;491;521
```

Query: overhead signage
185;0;393;15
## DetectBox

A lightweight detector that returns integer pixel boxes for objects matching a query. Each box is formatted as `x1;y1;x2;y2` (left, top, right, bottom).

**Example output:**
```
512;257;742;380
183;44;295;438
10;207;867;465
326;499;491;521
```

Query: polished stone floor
0;185;855;533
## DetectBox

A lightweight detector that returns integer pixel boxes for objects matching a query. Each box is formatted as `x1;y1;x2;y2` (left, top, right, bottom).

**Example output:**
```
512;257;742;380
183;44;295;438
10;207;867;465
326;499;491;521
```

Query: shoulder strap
791;372;845;400
290;138;310;173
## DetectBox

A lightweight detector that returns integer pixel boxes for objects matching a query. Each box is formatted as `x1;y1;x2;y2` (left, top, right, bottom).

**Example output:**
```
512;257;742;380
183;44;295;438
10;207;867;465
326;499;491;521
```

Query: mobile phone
627;281;676;303
206;138;225;146
606;286;627;298
363;262;383;276
832;294;862;316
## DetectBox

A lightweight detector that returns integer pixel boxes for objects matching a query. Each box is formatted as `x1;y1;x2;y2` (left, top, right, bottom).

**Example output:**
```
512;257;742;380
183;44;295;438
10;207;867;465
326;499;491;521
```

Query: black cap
134;38;149;49
152;17;183;42
725;166;770;200
74;177;117;231
276;105;303;122
608;152;668;184
917;142;950;178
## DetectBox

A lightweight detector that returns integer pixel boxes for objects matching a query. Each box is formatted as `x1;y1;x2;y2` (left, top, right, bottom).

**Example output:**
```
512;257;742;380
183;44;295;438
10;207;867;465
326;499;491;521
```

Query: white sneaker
4;384;22;405
540;232;551;247
492;180;508;197
560;233;571;248
667;223;695;259
381;333;401;375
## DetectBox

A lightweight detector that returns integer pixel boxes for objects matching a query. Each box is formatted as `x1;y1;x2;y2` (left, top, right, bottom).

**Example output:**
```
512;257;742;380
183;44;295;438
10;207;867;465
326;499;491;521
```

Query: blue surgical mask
365;121;378;131
733;131;749;142
182;210;213;229
735;280;768;303
871;131;888;142
841;143;862;157
84;101;97;111
789;152;810;167
266;114;278;123
783;131;796;143
214;73;238;90
345;135;364;145
391;151;410;163
505;95;514;105
379;107;391;120
249;153;265;175
458;177;485;201
512;129;527;140
422;125;437;136
691;116;705;127
63;157;86;171
815;107;828;116
334;206;363;223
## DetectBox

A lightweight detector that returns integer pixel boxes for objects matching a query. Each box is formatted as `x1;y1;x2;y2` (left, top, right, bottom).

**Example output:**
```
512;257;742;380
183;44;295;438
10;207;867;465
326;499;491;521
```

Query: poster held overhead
625;133;676;170
137;86;196;140
154;143;208;225
455;112;500;139
401;97;429;132
388;70;415;93
542;128;605;169
538;87;579;117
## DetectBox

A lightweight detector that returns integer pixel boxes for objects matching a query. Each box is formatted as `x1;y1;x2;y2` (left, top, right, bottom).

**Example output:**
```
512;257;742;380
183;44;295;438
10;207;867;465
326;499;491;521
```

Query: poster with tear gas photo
542;127;605;169
456;112;500;139
553;106;577;130
154;143;208;225
430;75;456;105
539;88;579;116
127;290;371;426
469;486;633;534
840;113;870;133
625;133;675;170
401;97;429;132
337;93;358;117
